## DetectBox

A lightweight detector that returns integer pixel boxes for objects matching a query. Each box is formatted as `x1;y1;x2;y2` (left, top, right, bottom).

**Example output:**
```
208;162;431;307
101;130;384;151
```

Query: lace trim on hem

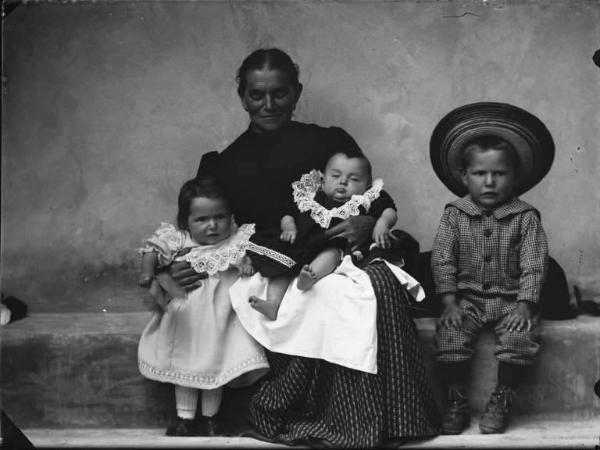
182;223;256;275
138;356;269;388
292;170;384;229
246;242;296;268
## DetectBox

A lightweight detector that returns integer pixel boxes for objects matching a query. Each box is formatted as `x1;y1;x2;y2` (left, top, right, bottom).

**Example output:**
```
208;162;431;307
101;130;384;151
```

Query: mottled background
2;0;599;312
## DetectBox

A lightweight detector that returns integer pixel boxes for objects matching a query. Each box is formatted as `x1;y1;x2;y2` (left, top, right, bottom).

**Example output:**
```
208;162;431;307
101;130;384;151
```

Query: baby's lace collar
292;170;384;229
183;223;255;275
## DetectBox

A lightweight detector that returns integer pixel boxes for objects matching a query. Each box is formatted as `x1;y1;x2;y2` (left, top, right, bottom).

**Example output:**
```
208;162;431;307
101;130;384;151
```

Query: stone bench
2;313;599;429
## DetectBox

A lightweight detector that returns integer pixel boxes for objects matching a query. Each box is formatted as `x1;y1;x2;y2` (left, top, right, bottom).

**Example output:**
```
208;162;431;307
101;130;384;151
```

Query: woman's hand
168;260;208;292
325;215;376;250
501;302;533;332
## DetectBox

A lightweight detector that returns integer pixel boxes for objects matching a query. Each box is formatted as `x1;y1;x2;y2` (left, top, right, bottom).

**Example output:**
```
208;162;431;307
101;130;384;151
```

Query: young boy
431;135;549;434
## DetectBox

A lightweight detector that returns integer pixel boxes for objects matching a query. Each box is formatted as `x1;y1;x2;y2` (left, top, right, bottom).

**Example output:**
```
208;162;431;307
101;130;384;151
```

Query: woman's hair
177;176;230;230
459;135;522;172
236;48;301;98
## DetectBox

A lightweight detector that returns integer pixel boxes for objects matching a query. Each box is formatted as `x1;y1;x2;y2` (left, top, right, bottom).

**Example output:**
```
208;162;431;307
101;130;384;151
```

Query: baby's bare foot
248;296;279;320
297;265;318;291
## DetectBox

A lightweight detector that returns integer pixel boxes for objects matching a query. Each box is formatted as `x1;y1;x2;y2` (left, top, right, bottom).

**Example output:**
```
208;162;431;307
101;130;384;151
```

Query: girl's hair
177;177;229;230
236;48;301;98
459;135;522;172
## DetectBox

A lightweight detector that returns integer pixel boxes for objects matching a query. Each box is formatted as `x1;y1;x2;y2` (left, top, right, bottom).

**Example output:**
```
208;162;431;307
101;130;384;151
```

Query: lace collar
292;170;384;229
182;223;255;275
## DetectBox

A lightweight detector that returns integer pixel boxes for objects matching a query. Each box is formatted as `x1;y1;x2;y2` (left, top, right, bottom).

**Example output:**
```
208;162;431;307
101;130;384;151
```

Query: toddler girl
137;177;269;436
248;149;398;320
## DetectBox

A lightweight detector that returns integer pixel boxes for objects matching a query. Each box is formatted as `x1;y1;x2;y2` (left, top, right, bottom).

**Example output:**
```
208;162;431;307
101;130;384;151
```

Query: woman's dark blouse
199;121;362;229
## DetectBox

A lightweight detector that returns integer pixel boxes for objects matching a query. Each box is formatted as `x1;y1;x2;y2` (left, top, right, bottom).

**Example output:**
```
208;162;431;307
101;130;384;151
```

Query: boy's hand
439;303;465;329
502;301;533;332
240;256;256;277
372;223;392;249
438;294;464;329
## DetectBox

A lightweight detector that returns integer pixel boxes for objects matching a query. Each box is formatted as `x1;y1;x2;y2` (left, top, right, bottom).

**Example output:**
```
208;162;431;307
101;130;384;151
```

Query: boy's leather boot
479;385;515;434
442;385;470;434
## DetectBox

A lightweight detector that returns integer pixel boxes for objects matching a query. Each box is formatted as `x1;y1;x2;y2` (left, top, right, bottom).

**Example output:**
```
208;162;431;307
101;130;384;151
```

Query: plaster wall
2;0;599;312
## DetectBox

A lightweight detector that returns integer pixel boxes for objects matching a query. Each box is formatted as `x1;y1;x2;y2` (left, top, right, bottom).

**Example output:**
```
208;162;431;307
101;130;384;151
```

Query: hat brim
430;102;555;197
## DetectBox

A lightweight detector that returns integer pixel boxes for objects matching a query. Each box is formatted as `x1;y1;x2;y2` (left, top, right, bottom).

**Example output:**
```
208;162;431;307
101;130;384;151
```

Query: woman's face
241;68;301;133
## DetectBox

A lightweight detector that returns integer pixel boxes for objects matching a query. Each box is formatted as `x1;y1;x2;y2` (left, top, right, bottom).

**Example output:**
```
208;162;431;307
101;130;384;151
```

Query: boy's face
322;154;370;203
187;197;233;245
461;149;517;210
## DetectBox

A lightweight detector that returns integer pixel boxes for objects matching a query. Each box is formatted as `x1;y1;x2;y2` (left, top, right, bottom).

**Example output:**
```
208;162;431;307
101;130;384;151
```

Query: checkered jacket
431;197;549;305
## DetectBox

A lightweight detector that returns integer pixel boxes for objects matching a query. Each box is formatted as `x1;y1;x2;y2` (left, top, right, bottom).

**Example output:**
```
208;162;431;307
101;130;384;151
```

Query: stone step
17;419;600;449
2;313;599;429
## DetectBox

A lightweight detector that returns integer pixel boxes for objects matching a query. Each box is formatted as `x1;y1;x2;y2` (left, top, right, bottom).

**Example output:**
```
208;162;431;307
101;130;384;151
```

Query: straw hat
429;102;555;197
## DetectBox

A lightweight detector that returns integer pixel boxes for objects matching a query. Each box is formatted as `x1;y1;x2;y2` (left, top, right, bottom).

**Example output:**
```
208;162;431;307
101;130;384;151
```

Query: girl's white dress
229;172;425;375
138;223;269;389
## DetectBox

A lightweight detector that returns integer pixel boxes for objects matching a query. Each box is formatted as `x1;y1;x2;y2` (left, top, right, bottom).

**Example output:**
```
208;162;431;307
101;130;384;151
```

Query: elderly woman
171;48;440;447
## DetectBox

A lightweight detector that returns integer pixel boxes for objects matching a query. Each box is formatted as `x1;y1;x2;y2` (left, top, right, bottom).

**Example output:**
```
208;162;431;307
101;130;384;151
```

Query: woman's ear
293;83;304;107
240;96;249;112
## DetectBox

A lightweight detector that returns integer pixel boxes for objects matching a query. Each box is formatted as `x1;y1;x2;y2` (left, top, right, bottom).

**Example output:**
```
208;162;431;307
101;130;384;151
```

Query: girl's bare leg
249;275;291;320
297;247;343;291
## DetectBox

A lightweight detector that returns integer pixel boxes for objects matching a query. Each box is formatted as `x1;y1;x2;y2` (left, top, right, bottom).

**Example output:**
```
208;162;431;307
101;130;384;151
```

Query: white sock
175;385;198;420
200;387;223;417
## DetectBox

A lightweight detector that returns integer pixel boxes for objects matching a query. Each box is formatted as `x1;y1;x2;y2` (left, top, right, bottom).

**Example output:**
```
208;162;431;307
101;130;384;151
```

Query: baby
249;149;397;319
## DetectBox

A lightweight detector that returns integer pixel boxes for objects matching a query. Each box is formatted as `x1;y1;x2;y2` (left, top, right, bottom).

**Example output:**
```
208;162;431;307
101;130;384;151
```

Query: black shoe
442;385;470;435
479;385;515;434
198;415;232;437
165;418;197;436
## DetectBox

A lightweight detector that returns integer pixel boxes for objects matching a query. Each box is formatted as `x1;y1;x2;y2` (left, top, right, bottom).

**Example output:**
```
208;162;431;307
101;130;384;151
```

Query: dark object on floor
165;418;198;436
538;258;578;320
1;295;28;323
198;415;232;437
414;253;578;320
1;410;35;449
573;285;600;316
595;378;600;399
594;48;600;69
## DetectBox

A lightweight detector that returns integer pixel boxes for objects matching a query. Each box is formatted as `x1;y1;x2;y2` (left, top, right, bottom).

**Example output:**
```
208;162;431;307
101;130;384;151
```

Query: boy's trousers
434;294;540;365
